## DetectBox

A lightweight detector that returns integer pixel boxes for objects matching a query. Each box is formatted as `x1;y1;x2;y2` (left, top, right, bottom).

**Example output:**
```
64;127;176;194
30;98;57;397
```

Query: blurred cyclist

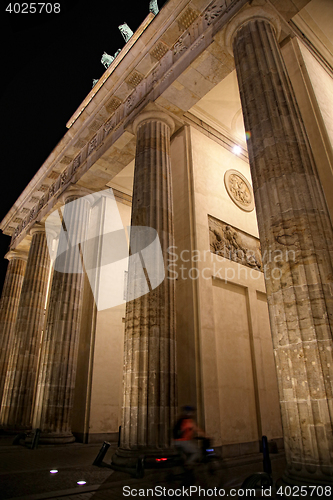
173;405;207;464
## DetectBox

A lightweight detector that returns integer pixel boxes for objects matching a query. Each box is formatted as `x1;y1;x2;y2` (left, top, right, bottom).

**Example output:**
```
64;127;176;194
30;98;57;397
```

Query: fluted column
0;250;28;405
232;18;333;485
0;225;51;429
33;188;92;443
113;109;177;468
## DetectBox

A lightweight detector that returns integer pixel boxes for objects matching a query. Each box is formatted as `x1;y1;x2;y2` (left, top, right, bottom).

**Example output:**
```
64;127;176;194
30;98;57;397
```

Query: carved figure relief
173;33;190;57
209;215;262;271
38;196;45;211
104;118;115;135
61;171;68;185
204;1;227;26
73;154;81;172
88;136;98;155
224;169;254;212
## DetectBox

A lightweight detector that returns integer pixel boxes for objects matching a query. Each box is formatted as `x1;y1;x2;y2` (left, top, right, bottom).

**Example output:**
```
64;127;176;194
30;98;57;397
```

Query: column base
111;447;180;476
277;466;333;488
30;432;76;444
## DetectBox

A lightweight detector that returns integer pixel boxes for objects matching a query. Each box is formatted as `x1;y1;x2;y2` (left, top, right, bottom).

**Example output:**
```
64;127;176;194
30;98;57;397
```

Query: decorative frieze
38;196;45;211
105;96;122;113
89;119;103;132
209;215;262;271
150;41;169;61
205;1;228;26
178;7;200;31
73;154;81;171
126;70;144;87
173;34;190;57
60;171;68;185
88;135;98;155
74;138;87;149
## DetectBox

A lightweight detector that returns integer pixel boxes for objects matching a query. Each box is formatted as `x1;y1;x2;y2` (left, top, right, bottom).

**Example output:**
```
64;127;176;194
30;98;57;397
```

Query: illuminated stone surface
0;251;28;405
233;18;333;484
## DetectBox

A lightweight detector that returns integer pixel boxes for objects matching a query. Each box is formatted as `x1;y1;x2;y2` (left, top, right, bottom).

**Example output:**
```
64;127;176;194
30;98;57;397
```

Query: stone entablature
0;0;310;247
1;0;254;248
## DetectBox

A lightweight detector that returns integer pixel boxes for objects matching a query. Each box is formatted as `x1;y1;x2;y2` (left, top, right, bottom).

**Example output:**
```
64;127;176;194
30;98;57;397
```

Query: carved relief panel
224;169;254;212
209;215;262;271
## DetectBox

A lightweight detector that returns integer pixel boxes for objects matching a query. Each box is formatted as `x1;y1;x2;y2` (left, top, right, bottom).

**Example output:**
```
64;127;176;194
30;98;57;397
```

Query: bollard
31;428;41;449
135;456;145;479
93;441;111;466
262;435;272;475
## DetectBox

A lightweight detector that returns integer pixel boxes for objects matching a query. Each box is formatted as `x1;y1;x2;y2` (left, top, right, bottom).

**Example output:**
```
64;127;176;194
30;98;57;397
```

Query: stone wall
171;123;283;454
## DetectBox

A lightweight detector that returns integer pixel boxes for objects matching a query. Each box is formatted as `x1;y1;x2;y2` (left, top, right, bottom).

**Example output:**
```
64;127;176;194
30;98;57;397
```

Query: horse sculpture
149;0;159;15
118;23;134;43
101;52;114;69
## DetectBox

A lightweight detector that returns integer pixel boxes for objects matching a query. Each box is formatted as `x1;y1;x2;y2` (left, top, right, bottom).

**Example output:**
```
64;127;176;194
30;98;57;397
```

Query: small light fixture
50;470;58;474
77;481;87;485
232;145;242;155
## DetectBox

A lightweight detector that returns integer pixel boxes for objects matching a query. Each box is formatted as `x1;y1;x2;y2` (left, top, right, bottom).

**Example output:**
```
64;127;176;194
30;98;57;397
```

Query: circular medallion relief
224;169;254;212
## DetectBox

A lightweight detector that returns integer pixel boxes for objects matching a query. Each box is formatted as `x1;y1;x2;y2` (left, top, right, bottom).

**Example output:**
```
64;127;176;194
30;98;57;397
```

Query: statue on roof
149;0;159;15
92;79;99;88
118;23;133;42
101;51;114;69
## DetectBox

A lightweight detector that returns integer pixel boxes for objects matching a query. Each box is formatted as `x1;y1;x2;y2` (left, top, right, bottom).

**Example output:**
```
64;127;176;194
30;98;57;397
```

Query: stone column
32;187;92;443
0;225;51;430
0;250;28;405
231;17;333;485
113;109;177;468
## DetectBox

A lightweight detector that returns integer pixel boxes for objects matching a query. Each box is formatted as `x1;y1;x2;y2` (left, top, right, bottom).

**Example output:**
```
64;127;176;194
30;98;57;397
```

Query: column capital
5;250;29;262
29;222;45;237
59;185;95;205
133;109;175;136
224;5;281;56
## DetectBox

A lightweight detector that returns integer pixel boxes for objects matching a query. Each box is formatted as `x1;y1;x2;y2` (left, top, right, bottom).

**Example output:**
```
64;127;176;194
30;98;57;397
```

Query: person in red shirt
173;406;206;464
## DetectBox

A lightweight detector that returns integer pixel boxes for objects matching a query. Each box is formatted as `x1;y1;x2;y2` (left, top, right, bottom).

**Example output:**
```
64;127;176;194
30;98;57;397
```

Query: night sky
0;0;168;291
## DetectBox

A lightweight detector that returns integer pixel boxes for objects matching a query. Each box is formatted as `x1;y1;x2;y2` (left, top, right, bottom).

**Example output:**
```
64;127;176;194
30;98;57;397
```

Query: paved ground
0;434;287;500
